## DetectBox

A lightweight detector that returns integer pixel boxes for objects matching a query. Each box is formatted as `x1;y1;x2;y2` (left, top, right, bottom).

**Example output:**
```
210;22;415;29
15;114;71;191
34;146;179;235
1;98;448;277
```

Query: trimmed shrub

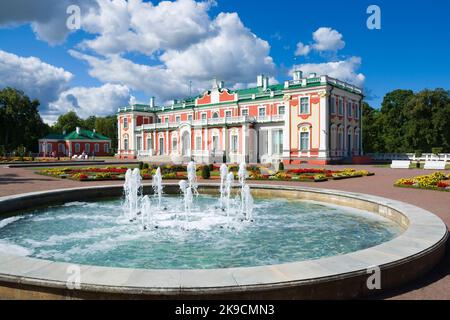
138;162;144;170
201;165;211;179
278;161;284;172
143;163;149;170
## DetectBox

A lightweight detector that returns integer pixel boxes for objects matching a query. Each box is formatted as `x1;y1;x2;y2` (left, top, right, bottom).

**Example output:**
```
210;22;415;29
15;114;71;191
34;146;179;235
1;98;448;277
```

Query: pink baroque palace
117;71;367;165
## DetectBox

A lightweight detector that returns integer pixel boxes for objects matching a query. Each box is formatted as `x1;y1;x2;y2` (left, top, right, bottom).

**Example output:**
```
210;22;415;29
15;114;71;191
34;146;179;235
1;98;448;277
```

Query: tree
0;87;49;152
361;102;382;153
83;116;97;131
95;116;118;150
52;111;82;134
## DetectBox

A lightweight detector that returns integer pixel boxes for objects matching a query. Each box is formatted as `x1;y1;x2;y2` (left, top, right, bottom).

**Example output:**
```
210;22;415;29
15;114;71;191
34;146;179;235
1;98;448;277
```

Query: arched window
75;143;80;153
298;126;310;151
94;143;100;153
85;143;90;153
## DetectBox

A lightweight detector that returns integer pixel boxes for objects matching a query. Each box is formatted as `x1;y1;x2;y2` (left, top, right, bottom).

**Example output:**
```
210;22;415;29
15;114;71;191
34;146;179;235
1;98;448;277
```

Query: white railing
137;150;155;157
256;115;285;123
369;153;450;162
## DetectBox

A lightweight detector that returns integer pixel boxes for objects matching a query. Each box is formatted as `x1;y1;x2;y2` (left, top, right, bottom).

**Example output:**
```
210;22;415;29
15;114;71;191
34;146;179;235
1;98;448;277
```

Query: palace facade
117;71;365;165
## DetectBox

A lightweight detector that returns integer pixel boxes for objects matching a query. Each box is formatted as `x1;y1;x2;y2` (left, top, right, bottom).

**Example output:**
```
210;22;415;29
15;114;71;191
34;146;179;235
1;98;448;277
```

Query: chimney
293;70;303;81
76;127;80;134
149;96;155;108
93;129;96;133
263;76;269;91
257;74;265;87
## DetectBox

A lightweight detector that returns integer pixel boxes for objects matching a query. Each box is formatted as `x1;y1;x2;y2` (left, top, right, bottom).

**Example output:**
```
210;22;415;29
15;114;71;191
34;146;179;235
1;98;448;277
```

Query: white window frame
175;115;181;123
94;143;99;153
195;136;202;150
278;105;285;115
172;137;178;151
231;135;239;153
225;110;232;118
75;143;80;153
258;106;266;117
85;143;90;153
188;114;193;122
104;143;109;153
241;108;249;117
299;131;310;151
201;112;207;120
330;96;336;114
347;101;352;117
338;98;344;115
355;103;360;119
123;117;128;129
299;97;310;115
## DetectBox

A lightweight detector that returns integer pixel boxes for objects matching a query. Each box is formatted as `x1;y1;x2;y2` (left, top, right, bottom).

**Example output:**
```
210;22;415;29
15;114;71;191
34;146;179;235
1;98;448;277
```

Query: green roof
64;129;110;141
42;134;66;140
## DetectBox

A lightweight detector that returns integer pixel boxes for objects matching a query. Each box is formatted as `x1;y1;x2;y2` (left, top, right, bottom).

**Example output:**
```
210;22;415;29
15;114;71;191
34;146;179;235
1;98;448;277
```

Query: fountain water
123;168;142;220
152;168;163;209
140;195;152;229
238;162;254;221
219;164;229;210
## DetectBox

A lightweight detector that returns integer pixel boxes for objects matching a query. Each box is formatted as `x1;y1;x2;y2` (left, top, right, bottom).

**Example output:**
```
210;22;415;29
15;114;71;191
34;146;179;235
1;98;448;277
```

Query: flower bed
395;172;450;192
37;165;374;183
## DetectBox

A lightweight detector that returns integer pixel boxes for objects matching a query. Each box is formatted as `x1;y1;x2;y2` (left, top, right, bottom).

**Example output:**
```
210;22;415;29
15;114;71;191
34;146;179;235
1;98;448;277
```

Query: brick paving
0;164;448;300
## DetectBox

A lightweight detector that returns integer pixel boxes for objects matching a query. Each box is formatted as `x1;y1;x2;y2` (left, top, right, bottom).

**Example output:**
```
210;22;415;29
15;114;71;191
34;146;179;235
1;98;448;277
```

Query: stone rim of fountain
0;184;447;299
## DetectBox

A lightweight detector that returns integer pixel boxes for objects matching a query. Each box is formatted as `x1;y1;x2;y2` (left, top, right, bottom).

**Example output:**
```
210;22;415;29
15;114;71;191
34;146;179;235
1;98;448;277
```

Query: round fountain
0;162;447;299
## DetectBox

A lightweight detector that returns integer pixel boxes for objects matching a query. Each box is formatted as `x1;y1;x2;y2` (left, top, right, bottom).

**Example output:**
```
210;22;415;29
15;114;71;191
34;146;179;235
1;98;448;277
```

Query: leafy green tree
361;102;382;153
95;116;118;150
83;116;97;131
52;111;82;134
0;87;49;152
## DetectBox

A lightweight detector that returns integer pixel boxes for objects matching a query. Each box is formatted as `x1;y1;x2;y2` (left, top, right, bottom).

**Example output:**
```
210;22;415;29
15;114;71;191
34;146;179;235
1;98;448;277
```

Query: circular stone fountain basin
0;184;447;300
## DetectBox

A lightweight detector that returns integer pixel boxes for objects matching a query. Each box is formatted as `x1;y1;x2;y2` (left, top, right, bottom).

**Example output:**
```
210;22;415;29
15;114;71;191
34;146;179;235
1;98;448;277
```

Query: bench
391;160;411;169
424;161;447;170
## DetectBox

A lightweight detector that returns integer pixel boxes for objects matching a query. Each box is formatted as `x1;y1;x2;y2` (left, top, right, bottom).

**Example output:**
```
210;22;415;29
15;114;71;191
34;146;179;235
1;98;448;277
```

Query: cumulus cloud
0;0;97;44
46;84;131;123
295;42;311;56
0;50;73;106
69;7;275;103
292;57;365;87
312;27;345;52
80;0;215;55
295;27;345;56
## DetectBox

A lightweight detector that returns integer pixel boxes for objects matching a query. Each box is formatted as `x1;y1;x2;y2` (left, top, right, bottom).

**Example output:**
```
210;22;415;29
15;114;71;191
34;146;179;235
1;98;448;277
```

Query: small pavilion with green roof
38;127;111;157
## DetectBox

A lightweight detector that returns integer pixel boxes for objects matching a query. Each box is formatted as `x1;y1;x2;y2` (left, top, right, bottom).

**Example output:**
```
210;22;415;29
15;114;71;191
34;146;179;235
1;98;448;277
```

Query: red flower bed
437;181;449;188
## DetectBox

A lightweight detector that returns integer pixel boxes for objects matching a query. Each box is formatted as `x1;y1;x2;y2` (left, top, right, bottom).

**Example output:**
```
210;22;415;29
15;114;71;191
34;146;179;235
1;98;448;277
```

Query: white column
132;115;137;157
282;103;290;160
117;117;121;155
319;92;329;159
242;124;248;163
165;130;169;155
268;129;273;159
153;131;156;155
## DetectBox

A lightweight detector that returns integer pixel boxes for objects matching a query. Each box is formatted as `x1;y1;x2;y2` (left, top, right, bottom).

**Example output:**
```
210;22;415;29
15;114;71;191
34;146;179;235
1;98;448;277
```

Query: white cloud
295;42;311;56
292;57;365;87
160;12;275;82
0;50;73;106
312;27;345;52
295;27;345;56
69;8;275;103
0;0;97;44
80;0;215;56
46;84;130;123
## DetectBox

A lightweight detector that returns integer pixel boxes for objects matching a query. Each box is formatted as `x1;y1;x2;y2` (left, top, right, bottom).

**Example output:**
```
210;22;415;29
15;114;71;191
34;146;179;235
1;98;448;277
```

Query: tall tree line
363;88;450;153
0;87;118;154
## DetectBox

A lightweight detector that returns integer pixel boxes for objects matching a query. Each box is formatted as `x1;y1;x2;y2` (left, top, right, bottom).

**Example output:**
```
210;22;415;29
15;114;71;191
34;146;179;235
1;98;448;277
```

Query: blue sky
0;0;449;123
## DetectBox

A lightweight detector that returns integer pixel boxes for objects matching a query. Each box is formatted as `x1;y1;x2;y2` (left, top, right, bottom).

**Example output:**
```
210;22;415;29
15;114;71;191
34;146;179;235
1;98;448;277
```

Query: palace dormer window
300;97;310;114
